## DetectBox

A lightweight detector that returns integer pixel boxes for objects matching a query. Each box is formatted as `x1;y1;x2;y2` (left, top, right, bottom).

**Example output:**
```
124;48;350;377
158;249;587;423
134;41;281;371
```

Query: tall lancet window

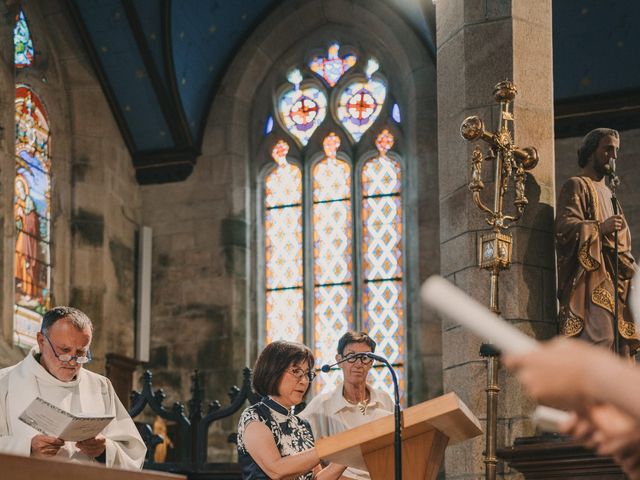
14;86;52;348
264;141;304;344
261;43;405;400
13;9;52;348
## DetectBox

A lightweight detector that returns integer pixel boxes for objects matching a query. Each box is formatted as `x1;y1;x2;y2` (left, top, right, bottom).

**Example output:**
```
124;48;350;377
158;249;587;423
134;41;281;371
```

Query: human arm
243;420;321;479
502;337;640;419
100;378;146;469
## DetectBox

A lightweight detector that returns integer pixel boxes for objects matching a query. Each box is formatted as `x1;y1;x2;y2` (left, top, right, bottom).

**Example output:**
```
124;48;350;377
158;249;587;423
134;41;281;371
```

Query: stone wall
436;1;556;478
140;0;440;461
0;0;141;374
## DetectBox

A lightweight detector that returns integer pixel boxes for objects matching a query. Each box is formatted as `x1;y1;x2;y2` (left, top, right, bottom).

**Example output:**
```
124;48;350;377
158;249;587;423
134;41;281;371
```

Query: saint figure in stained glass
14;9;34;68
14;86;51;348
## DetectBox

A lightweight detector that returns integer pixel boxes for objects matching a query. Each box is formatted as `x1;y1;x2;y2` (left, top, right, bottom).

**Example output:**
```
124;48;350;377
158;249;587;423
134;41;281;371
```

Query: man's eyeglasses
43;334;92;365
287;367;316;382
342;353;373;365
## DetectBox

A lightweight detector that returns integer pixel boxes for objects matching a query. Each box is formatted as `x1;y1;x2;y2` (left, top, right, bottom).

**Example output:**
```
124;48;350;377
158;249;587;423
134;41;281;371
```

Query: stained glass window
264;141;304;344
337;59;387;142
263;46;405;402
309;43;357;87
311;134;355;393
14;9;34;68
14;86;51;348
277;69;327;146
361;130;404;398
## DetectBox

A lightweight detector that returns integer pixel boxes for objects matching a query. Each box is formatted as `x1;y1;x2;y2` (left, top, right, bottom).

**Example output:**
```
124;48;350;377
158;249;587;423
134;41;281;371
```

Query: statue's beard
594;160;611;178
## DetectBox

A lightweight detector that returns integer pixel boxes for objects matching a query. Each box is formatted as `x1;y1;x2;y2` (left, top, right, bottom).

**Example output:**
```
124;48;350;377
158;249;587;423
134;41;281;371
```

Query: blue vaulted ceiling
66;0;436;184
65;1;640;182
68;0;281;184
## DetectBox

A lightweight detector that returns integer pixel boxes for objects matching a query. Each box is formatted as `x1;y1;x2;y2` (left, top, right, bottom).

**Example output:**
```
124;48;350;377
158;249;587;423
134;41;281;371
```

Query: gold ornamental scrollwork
460;80;540;480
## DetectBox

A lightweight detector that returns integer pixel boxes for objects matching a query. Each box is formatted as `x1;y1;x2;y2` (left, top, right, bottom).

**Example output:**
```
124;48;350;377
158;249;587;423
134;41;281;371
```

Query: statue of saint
556;128;639;355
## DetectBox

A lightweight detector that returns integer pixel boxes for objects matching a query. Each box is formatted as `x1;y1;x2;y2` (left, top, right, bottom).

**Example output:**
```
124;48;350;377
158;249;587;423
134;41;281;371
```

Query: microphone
320;353;365;372
358;353;403;480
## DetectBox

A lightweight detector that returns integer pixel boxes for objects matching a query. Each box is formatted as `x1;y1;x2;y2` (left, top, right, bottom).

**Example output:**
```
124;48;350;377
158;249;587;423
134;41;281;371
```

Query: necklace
343;390;371;415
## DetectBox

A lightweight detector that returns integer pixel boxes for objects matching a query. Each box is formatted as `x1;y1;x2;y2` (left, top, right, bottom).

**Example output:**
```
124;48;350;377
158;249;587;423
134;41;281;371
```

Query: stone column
436;1;556;478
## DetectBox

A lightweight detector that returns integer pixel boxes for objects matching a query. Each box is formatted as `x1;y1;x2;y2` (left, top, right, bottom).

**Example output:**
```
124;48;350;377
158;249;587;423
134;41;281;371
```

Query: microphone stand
320;353;403;480
609;172;621;355
361;353;403;480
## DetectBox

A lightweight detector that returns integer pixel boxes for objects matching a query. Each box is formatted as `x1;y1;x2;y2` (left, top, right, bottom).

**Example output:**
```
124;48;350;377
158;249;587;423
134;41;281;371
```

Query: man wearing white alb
301;331;393;480
0;306;146;469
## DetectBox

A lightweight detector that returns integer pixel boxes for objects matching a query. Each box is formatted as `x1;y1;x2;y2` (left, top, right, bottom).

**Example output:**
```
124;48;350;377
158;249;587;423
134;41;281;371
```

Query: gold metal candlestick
460;80;539;480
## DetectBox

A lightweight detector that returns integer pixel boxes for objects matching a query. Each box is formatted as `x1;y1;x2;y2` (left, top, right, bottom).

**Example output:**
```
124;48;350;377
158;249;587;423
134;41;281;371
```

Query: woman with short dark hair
237;341;347;479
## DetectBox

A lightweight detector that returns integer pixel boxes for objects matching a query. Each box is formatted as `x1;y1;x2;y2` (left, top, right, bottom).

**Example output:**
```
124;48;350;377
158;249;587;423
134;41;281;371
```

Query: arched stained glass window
337;60;386;142
309;43;356;87
312;134;354;393
264;141;304;344
361;130;404;394
14;9;34;68
277;69;327;146
14;86;51;348
261;46;405;402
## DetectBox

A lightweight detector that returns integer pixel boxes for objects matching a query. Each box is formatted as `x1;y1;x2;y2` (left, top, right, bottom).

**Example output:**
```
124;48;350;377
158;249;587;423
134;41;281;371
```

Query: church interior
2;0;640;478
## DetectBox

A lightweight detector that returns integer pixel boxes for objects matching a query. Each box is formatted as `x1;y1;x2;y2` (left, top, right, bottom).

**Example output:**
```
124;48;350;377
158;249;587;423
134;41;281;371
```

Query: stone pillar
436;1;556;478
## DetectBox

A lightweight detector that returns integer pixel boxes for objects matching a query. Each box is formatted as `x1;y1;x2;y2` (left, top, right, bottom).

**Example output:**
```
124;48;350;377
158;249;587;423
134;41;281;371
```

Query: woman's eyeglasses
287;367;316;382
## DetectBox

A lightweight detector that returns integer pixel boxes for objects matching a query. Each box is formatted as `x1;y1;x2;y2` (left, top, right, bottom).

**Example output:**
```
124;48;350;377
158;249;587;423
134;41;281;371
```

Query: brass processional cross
460;80;539;480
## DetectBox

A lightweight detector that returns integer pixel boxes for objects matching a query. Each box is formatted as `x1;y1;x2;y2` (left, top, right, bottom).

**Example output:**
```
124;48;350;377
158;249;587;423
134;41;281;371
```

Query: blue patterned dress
237;397;315;479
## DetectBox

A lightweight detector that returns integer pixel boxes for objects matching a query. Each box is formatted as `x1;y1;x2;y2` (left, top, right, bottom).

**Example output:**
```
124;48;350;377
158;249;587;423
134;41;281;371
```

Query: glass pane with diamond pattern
361;131;404;402
363;280;405;400
266;289;304;343
264;155;304;345
313;284;353;393
265;206;303;289
312;135;354;394
362;196;402;279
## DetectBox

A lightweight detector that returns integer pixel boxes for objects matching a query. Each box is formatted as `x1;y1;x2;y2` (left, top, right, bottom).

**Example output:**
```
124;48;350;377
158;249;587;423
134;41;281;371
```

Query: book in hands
19;397;114;442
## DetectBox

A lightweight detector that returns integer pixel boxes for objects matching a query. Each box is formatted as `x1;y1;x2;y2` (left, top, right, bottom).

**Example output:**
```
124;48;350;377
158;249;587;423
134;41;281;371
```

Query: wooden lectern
315;392;482;480
2;452;186;480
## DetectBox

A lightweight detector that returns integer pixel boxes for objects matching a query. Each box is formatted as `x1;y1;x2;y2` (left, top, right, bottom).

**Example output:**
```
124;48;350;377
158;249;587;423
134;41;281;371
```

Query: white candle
420;275;539;354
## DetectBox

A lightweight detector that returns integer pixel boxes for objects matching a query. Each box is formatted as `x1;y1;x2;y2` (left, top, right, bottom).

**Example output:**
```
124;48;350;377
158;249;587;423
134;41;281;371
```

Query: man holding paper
556;128;639;354
0;306;146;469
